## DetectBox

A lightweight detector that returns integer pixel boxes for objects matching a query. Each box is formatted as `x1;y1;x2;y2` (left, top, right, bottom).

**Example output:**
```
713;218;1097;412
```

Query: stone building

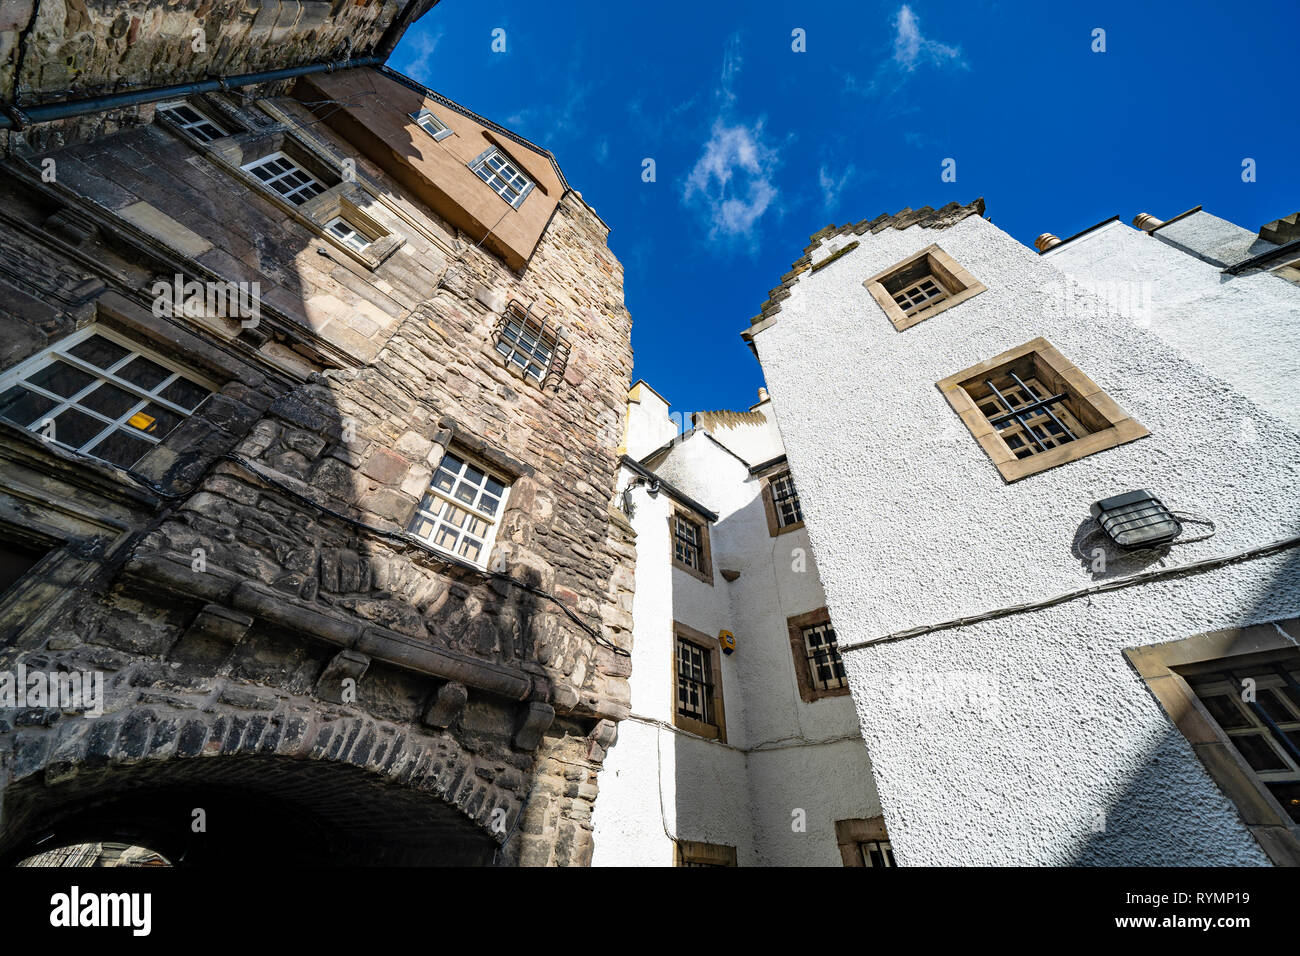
590;382;884;866
0;3;636;865
742;200;1300;865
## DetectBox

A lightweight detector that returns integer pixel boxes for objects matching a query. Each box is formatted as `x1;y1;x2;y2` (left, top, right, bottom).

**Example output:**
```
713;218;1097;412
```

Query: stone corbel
422;681;468;729
587;719;618;762
513;701;556;751
316;648;371;704
167;604;253;668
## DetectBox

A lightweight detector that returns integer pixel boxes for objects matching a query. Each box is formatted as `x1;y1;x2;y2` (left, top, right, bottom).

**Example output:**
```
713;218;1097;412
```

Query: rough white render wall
624;381;682;459
593;408;879;865
752;213;1300;865
1045;219;1300;429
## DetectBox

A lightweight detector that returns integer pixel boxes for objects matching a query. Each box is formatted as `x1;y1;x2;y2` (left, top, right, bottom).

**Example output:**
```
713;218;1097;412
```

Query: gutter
0;55;383;131
619;455;719;523
1222;236;1300;276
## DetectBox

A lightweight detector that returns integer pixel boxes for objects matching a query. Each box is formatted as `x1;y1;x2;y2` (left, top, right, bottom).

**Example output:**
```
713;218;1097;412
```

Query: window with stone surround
410;108;454;142
835;817;895;867
674;840;737;867
938;337;1148;482
156;101;228;143
407;450;511;569
469;146;535;209
490;300;570;386
0;326;214;471
242;151;329;206
758;462;804;536
673;622;727;741
788;607;849;702
670;508;713;585
1125;622;1300;866
864;244;986;331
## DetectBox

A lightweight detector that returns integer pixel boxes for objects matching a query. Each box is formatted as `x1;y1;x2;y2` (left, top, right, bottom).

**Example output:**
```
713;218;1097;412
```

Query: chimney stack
1133;213;1164;232
1035;233;1062;252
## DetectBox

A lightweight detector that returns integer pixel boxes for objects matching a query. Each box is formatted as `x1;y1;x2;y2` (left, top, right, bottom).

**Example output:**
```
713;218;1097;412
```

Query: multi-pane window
855;840;896;868
673;514;703;571
411;108;453;142
469;147;534;209
802;620;846;692
971;370;1085;461
674;841;737;867
939;337;1148;483
408;451;510;568
770;470;803;528
676;637;713;725
324;217;372;252
1189;663;1300;824
157;101;227;143
0;328;212;470
494;304;556;382
864;244;986;332
242;152;328;206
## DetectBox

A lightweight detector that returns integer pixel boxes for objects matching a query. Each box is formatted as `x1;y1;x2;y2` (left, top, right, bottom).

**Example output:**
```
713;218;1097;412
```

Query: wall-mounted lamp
1090;489;1183;550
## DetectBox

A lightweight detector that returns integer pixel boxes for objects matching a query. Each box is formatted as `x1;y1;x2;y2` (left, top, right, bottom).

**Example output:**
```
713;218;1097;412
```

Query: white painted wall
750;212;1300;865
1044;218;1300;429
593;389;879;866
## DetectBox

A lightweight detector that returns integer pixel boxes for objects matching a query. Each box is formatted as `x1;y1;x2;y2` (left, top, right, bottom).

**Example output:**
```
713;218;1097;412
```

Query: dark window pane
1259;688;1300;724
156;377;209;411
1200;694;1254;730
52;406;108;449
1265;782;1300;825
27;361;95;398
1232;733;1289;772
124;403;183;439
80;382;141;420
0;386;57;428
67;335;130;370
90;429;154;469
116;356;171;391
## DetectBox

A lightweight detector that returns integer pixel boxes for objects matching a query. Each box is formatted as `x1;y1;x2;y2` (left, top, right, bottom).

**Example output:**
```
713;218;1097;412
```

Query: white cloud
818;164;856;211
891;5;963;72
719;32;743;105
397;28;443;83
684;119;779;241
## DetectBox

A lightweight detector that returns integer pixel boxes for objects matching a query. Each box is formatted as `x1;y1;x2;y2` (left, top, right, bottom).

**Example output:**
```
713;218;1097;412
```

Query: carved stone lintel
513;700;555;752
422;681;468;729
316;649;370;704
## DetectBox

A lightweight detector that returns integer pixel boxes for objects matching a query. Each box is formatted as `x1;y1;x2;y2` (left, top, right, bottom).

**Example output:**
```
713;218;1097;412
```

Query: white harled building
591;382;887;867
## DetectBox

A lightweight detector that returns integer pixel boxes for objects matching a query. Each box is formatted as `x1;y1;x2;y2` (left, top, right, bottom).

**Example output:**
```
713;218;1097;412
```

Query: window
408;450;510;568
157;101;227;142
0;327;213;470
674;840;737;867
1125;624;1300;866
670;509;712;584
1188;663;1300;825
492;301;559;383
324;216;372;252
241;152;328;206
411;108;453;142
469;146;534;209
938;337;1149;482
863;244;986;331
673;623;727;741
760;466;804;535
787;608;849;702
836;818;895;867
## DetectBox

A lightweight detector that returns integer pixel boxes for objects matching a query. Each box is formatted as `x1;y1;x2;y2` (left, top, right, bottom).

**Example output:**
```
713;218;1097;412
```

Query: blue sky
391;1;1298;418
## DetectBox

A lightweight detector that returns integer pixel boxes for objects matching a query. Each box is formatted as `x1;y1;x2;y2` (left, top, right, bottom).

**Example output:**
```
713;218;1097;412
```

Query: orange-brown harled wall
299;69;564;271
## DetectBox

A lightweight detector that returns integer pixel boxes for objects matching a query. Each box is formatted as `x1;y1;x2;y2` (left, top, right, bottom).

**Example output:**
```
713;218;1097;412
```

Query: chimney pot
1034;233;1062;252
757;387;769;402
1133;213;1164;232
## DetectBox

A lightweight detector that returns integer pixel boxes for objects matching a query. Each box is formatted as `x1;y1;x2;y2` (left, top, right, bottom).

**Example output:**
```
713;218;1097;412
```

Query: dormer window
157;101;227;143
241;152;328;206
469;146;534;209
325;216;373;253
411;108;453;142
864;244;986;331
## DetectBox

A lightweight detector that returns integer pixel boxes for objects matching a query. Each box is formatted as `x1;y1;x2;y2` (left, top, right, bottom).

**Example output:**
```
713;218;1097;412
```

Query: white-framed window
241;152;328;206
324;216;372;253
407;450;511;568
801;620;847;692
0;326;214;470
770;471;803;528
410;108;453;142
469;147;534;209
157;101;227;143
